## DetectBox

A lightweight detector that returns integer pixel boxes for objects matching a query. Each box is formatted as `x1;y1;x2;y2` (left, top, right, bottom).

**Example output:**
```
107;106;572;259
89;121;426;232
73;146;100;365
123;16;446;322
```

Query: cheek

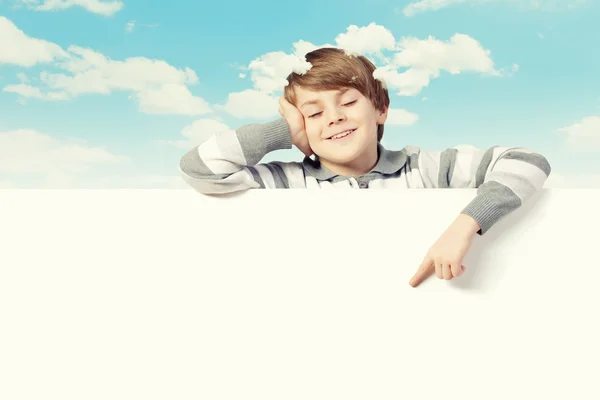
304;120;322;140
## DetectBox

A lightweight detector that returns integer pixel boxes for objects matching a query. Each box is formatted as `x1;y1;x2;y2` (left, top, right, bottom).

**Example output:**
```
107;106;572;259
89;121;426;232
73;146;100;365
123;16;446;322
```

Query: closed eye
307;100;357;119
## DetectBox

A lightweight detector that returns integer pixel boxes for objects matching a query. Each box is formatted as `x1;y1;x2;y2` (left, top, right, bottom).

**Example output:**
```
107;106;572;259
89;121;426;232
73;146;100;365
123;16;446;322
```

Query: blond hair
284;47;390;142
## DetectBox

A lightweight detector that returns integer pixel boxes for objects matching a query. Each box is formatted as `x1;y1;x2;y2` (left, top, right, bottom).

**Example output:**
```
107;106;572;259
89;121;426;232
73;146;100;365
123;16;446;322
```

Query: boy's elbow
178;167;218;195
179;147;208;179
530;148;551;177
514;147;552;191
507;147;552;177
179;148;212;193
178;152;251;195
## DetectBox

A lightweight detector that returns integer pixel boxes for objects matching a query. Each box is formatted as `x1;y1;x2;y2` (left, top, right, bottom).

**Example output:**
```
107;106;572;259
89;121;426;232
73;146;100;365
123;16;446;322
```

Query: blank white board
0;189;598;399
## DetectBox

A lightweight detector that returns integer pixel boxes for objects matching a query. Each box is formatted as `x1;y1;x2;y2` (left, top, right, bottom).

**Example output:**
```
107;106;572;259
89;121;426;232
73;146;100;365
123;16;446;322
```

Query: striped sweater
179;118;551;235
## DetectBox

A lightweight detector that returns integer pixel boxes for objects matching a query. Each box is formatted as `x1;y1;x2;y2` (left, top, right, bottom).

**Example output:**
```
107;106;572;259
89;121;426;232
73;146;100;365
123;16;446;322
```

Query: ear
376;105;388;125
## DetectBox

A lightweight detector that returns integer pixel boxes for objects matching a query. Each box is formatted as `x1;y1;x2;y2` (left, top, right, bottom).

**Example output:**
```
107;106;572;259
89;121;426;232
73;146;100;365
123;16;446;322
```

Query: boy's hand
409;214;480;287
278;95;313;157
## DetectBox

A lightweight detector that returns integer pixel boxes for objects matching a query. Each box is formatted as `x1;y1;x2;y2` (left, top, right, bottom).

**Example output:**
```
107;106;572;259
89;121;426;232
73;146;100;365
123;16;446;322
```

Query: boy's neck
319;142;379;178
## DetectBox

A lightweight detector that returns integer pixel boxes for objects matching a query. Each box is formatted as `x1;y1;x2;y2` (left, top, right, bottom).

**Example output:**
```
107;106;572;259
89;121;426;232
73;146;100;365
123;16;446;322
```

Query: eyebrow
300;87;352;109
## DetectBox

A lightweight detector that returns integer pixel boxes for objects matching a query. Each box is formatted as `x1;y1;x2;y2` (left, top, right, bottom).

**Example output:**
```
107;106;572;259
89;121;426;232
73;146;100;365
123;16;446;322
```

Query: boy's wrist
451;214;481;237
262;118;293;152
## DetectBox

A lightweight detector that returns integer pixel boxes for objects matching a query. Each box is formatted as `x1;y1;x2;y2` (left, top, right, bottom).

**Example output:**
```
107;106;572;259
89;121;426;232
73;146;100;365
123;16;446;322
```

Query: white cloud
394;34;496;74
373;65;434;97
334;23;397;57
0;16;68;67
17;72;29;83
245;51;312;94
0;127;188;189
216;89;279;119
556;115;600;152
403;0;588;16
134;84;212;116
50;46;199;92
34;46;210;115
3;83;70;101
1;18;210;116
386;108;419;125
158;118;231;149
374;33;498;96
125;20;135;33
0;129;128;178
15;0;124;16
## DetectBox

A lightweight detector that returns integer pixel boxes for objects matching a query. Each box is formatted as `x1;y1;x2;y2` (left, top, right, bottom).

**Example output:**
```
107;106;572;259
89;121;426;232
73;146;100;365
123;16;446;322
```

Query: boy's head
283;47;390;173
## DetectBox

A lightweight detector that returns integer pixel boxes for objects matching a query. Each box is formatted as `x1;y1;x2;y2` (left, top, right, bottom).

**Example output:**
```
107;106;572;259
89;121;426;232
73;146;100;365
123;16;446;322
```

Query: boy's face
294;86;388;167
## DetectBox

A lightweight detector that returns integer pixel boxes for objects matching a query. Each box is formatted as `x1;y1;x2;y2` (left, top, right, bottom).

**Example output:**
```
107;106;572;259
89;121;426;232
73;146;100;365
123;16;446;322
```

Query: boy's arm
416;146;551;235
179;118;305;194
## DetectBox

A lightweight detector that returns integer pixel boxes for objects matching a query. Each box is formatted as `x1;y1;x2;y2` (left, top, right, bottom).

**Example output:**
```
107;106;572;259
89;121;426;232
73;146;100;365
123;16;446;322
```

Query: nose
327;106;346;126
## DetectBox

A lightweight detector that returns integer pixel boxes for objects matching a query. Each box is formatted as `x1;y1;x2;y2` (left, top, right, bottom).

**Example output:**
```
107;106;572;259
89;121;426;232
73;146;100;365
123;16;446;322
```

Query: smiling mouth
328;128;356;140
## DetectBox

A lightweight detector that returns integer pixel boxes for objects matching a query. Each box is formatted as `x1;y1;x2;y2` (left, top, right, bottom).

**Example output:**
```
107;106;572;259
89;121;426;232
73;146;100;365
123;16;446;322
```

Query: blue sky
1;0;599;189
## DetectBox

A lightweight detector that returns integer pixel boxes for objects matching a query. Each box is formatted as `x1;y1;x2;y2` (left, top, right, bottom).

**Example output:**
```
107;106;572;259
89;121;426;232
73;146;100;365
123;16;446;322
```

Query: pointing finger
409;256;434;287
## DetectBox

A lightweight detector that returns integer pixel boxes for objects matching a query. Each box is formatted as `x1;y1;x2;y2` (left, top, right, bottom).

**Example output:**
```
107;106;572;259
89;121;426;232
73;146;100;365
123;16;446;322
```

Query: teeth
331;129;353;139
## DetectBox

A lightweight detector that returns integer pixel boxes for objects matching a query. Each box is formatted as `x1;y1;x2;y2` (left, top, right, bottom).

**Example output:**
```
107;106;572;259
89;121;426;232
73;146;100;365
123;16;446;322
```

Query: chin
317;146;363;165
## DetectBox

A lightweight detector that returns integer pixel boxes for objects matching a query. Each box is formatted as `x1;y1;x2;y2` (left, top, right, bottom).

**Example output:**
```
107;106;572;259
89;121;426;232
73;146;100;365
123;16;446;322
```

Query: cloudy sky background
1;0;599;189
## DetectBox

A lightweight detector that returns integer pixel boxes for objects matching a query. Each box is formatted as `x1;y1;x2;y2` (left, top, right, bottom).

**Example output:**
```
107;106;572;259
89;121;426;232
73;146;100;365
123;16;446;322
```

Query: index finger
409;257;434;287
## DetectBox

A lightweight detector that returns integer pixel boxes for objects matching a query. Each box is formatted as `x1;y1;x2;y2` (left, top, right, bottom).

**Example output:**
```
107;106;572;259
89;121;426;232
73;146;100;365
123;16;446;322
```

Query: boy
179;47;551;288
